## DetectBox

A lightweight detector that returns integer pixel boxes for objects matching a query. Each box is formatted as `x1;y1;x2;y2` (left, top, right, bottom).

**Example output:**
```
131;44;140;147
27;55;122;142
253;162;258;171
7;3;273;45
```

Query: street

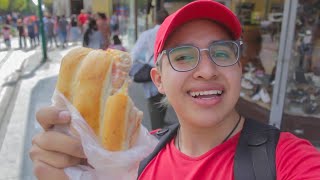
0;40;177;180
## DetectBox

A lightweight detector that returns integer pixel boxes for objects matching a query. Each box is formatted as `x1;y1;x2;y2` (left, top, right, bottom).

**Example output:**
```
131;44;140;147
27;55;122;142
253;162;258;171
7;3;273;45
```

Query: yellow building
92;0;113;17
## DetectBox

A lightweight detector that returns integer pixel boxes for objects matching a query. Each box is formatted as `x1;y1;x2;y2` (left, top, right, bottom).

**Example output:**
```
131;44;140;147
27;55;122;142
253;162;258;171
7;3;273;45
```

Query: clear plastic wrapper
51;89;158;180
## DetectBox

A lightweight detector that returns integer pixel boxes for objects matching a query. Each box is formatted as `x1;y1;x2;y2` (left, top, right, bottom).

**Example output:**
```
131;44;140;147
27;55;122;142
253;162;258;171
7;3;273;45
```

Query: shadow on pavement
20;76;57;180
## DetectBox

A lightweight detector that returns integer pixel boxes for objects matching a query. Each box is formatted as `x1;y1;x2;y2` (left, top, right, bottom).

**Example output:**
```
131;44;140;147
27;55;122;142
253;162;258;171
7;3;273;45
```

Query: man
131;9;169;130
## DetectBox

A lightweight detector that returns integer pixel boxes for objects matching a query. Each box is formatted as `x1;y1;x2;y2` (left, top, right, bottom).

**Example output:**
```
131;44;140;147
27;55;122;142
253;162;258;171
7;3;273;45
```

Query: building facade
228;0;320;146
52;0;93;17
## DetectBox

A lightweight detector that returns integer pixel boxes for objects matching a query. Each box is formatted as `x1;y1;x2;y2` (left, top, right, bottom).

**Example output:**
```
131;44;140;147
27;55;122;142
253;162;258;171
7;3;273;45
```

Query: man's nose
193;50;220;79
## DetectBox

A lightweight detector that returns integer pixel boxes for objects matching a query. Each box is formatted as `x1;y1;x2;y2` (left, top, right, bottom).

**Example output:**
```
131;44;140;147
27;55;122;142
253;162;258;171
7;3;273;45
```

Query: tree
11;0;26;12
43;0;53;14
0;0;9;12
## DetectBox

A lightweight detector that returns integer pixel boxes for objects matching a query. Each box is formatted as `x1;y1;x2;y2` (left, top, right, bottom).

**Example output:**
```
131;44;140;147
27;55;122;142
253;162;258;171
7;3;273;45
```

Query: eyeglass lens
168;41;239;71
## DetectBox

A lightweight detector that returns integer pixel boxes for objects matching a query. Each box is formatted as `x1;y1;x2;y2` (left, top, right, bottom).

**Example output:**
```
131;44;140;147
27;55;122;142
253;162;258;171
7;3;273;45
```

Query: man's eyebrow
165;43;195;49
209;39;231;44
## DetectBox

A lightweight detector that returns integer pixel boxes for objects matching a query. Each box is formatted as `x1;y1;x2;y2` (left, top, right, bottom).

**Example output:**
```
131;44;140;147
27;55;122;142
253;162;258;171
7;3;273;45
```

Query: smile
189;90;223;98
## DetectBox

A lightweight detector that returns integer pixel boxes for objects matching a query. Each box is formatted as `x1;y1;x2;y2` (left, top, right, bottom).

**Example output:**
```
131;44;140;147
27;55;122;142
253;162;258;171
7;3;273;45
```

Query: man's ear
150;68;165;94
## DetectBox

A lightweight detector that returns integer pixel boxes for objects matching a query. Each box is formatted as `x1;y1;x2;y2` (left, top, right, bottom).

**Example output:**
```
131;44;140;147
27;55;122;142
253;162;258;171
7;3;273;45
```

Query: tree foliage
11;0;26;11
43;0;52;5
0;0;10;11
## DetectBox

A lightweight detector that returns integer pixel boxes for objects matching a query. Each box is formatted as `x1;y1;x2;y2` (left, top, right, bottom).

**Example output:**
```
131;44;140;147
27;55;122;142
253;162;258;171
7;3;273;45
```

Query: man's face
151;19;242;128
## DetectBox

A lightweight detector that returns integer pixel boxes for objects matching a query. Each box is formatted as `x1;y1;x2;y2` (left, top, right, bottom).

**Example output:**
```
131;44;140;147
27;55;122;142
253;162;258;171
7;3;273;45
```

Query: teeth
190;90;223;97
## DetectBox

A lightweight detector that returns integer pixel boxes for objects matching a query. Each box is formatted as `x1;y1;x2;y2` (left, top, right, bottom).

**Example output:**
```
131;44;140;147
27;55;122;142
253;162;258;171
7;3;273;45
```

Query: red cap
154;0;242;63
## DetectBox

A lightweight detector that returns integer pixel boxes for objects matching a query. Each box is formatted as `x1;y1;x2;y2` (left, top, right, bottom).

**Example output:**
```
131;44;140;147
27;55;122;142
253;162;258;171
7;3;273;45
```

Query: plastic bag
51;89;159;180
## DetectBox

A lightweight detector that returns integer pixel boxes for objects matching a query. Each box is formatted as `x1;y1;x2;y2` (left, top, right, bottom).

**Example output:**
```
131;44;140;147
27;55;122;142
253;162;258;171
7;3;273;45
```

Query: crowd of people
0;10;125;51
1;13;40;50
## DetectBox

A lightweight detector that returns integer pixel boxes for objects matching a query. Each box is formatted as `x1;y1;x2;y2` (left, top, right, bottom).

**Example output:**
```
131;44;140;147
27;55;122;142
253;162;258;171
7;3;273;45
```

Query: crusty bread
72;50;114;135
56;47;92;101
101;84;142;151
56;47;142;151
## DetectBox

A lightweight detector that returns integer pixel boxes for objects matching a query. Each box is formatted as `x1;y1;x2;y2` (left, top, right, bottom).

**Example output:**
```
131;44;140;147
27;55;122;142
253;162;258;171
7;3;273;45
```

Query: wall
52;0;70;16
92;0;112;17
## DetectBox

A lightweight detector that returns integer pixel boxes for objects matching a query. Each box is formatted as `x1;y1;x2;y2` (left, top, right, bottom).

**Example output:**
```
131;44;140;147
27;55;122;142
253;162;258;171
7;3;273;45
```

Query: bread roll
106;48;132;94
56;47;92;101
101;83;142;151
56;47;142;151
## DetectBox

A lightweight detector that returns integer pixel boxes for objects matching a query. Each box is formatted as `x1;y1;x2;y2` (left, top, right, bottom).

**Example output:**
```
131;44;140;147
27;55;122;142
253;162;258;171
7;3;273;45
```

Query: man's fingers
32;131;86;158
33;160;69;180
36;106;71;130
30;144;82;169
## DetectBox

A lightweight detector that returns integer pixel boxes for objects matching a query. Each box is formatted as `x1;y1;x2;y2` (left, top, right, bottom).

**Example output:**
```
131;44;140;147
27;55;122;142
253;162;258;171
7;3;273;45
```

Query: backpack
138;119;280;180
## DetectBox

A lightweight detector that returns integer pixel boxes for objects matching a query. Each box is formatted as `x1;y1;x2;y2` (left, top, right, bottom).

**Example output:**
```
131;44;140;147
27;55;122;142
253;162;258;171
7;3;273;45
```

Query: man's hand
29;106;86;179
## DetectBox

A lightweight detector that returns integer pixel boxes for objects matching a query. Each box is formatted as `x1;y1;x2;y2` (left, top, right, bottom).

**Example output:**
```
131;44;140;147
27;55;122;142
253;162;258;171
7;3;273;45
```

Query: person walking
29;1;320;179
45;15;58;48
131;9;169;130
2;24;11;49
110;11;119;34
27;17;36;48
34;16;40;46
96;12;111;49
58;15;68;48
69;15;81;45
82;18;104;49
17;18;27;49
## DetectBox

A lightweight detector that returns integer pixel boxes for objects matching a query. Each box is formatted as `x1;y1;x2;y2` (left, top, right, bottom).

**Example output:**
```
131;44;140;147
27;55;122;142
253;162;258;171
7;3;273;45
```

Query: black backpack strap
138;123;179;177
234;119;280;180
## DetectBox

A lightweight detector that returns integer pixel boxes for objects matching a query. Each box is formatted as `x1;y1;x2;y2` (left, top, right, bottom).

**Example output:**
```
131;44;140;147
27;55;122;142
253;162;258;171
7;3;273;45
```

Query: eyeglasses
157;40;243;72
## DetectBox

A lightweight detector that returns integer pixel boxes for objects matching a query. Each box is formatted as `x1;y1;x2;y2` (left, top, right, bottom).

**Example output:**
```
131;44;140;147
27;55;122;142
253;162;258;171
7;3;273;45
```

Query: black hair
97;12;107;20
83;18;98;47
156;9;169;25
113;35;122;45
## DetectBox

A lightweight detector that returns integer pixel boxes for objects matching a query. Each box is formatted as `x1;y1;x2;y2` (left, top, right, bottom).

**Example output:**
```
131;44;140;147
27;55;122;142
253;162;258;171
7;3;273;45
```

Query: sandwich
56;47;142;151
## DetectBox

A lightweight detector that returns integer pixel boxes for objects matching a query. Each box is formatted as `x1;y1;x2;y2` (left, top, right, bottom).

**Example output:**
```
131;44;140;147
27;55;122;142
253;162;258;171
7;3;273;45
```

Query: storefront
226;0;320;146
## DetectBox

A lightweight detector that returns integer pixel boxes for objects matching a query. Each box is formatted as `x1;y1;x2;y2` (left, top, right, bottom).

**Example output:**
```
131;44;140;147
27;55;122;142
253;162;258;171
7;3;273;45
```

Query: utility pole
134;0;138;41
37;0;47;62
26;0;30;12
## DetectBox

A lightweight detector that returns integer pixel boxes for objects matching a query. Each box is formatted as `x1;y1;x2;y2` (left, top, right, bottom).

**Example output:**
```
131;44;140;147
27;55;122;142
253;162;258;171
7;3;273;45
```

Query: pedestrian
82;18;104;49
109;35;126;51
17;18;27;49
2;24;11;49
45;15;58;48
110;11;119;34
30;1;320;179
131;9;169;130
53;16;60;47
96;12;111;49
58;15;68;48
69;15;81;45
27;17;36;48
34;16;40;46
78;9;88;34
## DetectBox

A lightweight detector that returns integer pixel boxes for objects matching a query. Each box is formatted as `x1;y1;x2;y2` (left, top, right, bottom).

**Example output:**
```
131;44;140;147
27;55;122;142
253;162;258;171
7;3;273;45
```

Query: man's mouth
188;90;224;98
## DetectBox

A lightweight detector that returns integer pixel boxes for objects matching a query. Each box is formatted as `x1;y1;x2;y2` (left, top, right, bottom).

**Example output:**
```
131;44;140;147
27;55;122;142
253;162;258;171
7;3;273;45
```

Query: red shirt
139;132;320;180
78;13;87;25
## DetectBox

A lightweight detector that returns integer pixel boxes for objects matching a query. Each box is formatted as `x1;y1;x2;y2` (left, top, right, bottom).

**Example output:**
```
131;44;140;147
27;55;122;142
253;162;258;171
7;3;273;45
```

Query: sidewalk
0;47;78;180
